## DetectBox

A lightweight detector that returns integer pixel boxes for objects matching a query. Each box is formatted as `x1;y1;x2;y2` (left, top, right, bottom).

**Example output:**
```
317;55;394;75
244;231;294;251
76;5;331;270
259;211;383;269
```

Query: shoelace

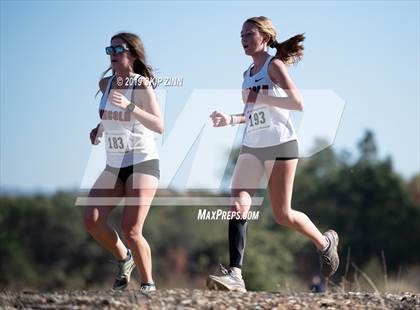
320;253;333;267
219;264;230;276
109;258;131;279
218;264;242;281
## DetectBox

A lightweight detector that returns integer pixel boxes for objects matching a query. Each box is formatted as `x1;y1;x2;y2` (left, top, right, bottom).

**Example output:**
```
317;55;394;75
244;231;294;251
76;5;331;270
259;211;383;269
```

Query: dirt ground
1;289;419;309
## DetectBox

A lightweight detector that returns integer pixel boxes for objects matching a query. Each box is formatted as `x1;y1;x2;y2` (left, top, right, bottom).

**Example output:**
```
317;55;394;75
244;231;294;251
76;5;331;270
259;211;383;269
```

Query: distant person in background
84;32;163;292
207;16;339;292
310;275;325;293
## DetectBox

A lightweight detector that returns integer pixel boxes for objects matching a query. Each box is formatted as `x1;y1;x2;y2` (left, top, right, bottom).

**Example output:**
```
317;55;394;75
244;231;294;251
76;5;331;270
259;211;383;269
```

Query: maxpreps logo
197;209;260;221
78;89;345;206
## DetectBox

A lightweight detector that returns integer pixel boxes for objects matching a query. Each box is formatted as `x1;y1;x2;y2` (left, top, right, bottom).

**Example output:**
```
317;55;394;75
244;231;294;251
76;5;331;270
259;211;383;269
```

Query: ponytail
270;33;305;66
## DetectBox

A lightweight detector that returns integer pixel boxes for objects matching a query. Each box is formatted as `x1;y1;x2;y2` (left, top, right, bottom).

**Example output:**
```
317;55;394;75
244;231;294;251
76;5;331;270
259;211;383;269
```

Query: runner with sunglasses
84;32;163;292
207;17;339;292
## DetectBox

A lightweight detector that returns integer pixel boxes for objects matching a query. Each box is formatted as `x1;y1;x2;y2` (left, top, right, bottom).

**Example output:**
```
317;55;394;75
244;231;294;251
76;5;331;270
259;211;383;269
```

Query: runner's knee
83;208;108;232
230;190;253;215
273;207;293;226
121;221;143;244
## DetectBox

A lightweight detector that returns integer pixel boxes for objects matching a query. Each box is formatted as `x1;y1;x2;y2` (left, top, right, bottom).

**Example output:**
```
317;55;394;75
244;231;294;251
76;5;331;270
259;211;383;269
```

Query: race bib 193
246;106;271;133
105;132;129;153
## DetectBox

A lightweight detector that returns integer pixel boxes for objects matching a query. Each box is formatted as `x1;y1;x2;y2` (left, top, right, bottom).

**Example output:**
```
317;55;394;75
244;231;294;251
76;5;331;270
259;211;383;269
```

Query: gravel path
1;289;419;309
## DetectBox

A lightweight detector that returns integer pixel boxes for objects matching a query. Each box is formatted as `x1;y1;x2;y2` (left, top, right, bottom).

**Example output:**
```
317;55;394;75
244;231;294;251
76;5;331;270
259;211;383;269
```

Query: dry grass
334;247;420;294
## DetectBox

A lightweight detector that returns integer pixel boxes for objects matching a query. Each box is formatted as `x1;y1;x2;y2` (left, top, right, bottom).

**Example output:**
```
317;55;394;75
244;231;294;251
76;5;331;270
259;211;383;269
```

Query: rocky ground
1;289;419;309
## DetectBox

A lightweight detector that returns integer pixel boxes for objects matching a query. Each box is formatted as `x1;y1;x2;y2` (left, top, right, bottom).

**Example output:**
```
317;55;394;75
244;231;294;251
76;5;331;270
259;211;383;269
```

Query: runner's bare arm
228;70;249;125
131;77;164;134
248;59;304;111
99;76;112;94
230;113;246;124
95;78;111;131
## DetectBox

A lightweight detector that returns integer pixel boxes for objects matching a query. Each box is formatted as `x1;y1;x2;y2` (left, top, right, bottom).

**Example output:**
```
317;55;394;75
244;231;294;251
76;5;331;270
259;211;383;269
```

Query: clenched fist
90;124;104;145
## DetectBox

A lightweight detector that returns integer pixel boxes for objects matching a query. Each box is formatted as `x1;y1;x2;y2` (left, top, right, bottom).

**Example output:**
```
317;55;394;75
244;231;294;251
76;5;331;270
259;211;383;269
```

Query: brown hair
99;32;154;83
245;16;305;65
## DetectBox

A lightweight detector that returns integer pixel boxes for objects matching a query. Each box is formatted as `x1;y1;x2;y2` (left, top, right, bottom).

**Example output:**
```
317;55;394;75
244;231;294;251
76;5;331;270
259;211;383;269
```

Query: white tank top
99;74;159;168
242;55;298;148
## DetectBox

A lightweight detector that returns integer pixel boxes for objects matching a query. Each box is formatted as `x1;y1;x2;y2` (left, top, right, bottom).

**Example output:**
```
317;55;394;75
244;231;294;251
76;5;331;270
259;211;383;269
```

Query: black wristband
126;102;135;112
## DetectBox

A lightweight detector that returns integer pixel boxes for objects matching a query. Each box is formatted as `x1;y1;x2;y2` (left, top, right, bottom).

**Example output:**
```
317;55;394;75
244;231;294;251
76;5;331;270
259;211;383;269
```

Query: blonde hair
245;16;305;65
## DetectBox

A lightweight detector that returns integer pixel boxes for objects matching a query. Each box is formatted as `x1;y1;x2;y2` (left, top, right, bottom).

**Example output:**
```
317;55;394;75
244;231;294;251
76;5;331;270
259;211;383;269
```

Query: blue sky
0;0;419;191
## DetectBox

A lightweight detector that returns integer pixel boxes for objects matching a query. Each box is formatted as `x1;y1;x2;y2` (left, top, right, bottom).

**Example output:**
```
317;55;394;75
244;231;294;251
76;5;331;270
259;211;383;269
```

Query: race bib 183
105;132;129;153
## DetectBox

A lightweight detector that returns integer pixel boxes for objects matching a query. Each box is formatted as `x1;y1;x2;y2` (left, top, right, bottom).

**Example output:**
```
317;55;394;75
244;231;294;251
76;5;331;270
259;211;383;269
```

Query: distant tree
406;174;420;206
357;129;378;164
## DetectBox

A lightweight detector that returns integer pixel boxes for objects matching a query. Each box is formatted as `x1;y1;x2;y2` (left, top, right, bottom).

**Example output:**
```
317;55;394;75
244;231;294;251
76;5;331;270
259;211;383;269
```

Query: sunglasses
105;45;130;55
